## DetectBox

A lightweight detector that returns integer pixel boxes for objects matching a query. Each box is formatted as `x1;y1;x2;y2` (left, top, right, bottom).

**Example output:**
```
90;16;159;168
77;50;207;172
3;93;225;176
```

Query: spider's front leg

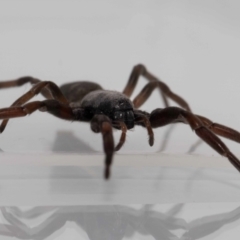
0;101;115;179
149;107;240;171
90;115;114;179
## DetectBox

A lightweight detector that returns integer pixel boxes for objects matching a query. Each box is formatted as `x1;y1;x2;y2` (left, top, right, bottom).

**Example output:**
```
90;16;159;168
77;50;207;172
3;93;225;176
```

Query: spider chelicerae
0;64;239;179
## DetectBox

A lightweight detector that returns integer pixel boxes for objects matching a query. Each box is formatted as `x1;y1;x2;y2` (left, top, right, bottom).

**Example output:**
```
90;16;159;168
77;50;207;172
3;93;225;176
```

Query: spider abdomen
60;81;103;104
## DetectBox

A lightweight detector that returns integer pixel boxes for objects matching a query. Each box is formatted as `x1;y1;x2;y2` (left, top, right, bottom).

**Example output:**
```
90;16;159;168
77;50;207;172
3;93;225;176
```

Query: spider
0;64;240;179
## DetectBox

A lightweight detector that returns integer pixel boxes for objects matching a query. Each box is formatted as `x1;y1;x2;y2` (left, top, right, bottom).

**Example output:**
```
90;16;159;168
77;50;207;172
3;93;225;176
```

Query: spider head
111;96;135;129
80;90;135;129
113;110;134;129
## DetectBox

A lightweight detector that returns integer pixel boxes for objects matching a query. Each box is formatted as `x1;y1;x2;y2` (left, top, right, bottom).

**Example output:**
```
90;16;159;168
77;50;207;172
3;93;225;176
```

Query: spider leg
196;115;240;143
0;80;69;133
9;81;69;105
91;115;114;179
134;110;154;146
0;76;40;88
149;107;240;171
123;64;191;111
123;65;168;107
112;121;127;151
0;100;74;120
0;103;115;179
0;76;53;99
0;101;118;179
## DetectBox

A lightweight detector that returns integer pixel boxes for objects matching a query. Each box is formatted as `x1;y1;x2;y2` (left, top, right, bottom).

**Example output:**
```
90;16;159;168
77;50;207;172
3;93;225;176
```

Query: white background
0;0;240;156
0;1;240;239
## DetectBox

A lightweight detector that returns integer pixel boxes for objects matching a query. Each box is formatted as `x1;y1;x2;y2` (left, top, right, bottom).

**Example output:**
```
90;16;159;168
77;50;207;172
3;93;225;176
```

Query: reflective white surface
0;152;240;206
0;203;240;240
0;152;239;239
1;0;240;239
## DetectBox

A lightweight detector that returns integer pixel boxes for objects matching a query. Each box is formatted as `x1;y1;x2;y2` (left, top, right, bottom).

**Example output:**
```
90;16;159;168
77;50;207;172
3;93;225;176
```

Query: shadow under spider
51;130;96;154
51;126;203;155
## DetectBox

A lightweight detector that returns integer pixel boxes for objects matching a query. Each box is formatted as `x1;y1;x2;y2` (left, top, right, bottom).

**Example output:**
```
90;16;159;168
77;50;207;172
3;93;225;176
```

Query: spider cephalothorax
0;64;240;179
79;90;135;129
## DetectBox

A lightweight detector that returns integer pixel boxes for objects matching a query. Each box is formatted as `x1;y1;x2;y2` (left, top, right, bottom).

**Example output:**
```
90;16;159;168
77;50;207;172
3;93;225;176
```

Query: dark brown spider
0;64;240;179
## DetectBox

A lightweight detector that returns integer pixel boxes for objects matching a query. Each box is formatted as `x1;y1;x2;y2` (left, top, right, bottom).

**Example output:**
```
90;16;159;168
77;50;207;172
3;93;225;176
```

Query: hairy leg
123;64;191;111
196;115;240;143
91;114;114;179
134;110;154;146
112;121;127;151
0;80;69;133
149;107;240;171
0;100;74;120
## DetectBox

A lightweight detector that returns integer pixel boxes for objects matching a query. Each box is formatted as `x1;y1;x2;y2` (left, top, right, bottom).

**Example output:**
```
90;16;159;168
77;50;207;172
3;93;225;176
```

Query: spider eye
125;110;134;129
126;111;134;120
113;111;125;120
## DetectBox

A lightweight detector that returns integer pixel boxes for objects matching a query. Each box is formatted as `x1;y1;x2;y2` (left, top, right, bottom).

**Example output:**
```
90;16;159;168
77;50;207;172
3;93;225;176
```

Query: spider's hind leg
123;64;191;111
0;76;54;99
0;100;74;121
0;80;69;133
0;76;40;89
